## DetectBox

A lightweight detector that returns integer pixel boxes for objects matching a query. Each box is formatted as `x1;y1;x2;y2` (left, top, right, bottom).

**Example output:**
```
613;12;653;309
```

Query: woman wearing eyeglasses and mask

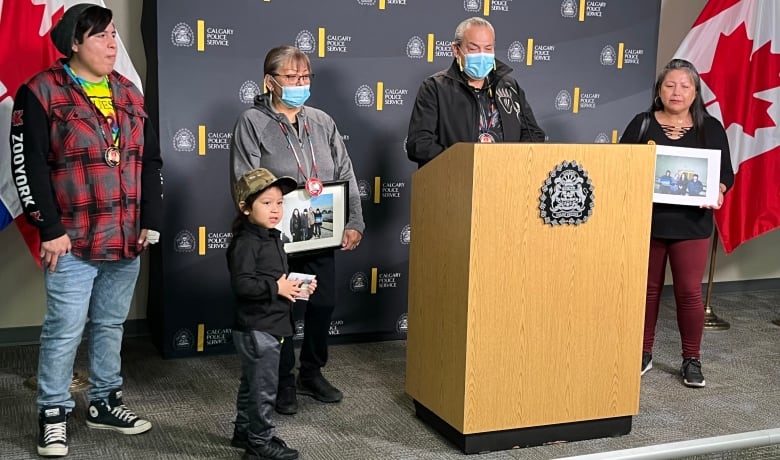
229;46;365;423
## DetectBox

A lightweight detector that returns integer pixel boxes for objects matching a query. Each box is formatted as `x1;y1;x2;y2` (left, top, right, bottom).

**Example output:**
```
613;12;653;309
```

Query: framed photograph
275;181;348;254
652;145;721;207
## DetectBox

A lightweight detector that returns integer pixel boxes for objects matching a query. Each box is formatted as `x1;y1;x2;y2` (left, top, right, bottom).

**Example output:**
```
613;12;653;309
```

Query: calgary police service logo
507;41;526;63
399;224;411;245
350;272;369;293
358;180;372;201
464;0;481;13
406;36;425;59
600;45;616;66
355;85;375;107
173;128;196;152
561;0;577;17
239;81;261;104
396;313;409;334
555;89;572;111
174;230;196;253
357;0;377;4
173;328;194;350
295;30;317;54
539;161;595;226
595;132;610;144
171;23;194;47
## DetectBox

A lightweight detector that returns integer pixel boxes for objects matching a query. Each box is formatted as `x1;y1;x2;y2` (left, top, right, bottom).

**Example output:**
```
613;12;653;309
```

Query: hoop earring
654;96;662;107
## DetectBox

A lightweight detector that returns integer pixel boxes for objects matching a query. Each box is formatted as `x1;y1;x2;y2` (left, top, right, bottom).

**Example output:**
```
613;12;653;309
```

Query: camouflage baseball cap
234;168;298;207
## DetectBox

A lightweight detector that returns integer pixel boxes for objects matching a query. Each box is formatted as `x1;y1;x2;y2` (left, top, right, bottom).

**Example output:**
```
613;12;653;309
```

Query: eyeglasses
272;73;314;84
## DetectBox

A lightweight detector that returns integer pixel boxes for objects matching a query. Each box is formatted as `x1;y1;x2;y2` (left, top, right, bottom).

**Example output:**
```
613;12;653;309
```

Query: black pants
233;330;281;443
278;251;335;388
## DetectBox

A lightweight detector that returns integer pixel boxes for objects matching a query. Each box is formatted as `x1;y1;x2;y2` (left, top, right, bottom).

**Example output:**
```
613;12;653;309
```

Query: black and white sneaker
38;406;68;457
681;358;706;388
86;389;152;435
641;352;653;376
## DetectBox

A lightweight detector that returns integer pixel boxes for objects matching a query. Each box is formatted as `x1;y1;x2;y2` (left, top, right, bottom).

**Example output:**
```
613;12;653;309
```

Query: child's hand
276;274;303;302
307;279;318;296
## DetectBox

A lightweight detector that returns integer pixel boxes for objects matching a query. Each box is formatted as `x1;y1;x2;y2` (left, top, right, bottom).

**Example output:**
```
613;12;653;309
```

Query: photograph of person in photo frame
279;193;335;244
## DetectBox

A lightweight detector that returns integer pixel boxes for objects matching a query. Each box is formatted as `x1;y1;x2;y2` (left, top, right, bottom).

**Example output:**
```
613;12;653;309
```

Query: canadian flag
675;0;780;253
0;0;141;264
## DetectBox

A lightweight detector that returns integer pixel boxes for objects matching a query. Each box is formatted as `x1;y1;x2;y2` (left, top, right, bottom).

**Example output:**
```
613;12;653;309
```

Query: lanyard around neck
279;120;318;180
64;64;118;148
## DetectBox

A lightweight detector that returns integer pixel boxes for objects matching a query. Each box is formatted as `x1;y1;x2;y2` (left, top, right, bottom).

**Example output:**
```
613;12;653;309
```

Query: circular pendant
305;177;324;197
478;133;495;143
104;146;121;168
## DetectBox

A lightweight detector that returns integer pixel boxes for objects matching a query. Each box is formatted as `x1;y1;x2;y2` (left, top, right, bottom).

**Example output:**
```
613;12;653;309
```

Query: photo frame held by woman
277;181;349;254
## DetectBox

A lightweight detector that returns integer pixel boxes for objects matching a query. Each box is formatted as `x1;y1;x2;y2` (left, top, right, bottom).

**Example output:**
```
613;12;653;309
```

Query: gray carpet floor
1;289;779;459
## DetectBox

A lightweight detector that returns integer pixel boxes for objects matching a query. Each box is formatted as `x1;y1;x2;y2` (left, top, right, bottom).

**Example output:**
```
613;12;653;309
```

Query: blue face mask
461;52;495;80
274;81;310;108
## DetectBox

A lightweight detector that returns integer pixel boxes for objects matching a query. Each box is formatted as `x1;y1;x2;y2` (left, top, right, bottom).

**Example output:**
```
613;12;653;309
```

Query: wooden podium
405;143;656;453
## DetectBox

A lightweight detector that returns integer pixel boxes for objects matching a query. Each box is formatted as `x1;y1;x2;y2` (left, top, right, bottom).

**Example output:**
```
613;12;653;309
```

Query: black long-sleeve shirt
620;112;734;240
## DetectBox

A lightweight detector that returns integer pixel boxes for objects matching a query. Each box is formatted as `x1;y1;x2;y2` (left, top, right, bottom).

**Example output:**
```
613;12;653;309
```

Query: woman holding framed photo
619;59;734;389
230;46;365;415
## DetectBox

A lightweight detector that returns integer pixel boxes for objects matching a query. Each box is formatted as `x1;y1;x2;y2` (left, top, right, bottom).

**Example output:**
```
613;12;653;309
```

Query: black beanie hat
50;3;95;58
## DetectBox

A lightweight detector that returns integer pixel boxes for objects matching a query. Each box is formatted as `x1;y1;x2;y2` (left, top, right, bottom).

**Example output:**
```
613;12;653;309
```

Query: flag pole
704;229;730;330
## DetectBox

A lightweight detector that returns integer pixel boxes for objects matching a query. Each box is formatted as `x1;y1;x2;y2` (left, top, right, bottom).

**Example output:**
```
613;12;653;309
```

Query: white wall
1;0;777;330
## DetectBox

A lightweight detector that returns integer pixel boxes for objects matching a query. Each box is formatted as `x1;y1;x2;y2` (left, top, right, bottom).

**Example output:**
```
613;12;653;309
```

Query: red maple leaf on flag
700;23;780;137
0;0;63;265
0;1;63;101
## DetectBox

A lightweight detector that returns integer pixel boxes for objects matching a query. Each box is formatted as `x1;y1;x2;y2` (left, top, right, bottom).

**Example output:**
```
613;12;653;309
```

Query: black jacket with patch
406;58;545;167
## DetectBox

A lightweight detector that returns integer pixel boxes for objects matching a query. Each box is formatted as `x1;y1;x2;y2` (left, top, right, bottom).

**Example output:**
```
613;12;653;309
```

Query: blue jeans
38;253;140;411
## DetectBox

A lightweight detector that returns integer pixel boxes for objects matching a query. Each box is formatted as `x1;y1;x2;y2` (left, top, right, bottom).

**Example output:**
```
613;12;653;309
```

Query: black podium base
413;400;632;454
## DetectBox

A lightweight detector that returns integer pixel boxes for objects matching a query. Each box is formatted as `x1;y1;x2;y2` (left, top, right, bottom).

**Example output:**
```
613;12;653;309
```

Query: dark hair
263;46;310;76
231;189;262;235
651;59;709;139
74;5;113;45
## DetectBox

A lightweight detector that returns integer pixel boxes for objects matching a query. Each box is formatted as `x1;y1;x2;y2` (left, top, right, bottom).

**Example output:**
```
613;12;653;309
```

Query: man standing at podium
406;17;545;168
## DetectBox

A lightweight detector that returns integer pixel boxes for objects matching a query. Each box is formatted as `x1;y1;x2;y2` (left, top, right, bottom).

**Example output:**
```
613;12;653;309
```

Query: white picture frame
652;145;721;207
276;181;348;254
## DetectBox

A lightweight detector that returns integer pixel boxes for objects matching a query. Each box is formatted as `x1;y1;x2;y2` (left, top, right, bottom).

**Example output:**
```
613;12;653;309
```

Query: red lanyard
279;121;319;180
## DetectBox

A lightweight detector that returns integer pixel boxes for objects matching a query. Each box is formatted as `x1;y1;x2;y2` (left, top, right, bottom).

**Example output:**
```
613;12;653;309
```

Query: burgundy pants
643;237;710;359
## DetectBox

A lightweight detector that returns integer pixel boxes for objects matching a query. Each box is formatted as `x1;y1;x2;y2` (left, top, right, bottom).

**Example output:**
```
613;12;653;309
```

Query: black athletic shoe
297;375;342;403
275;386;298;415
681;358;706;388
641;352;653;376
243;437;299;460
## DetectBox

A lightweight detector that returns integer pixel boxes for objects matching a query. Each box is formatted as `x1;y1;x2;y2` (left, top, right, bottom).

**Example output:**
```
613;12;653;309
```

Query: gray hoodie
230;93;365;234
